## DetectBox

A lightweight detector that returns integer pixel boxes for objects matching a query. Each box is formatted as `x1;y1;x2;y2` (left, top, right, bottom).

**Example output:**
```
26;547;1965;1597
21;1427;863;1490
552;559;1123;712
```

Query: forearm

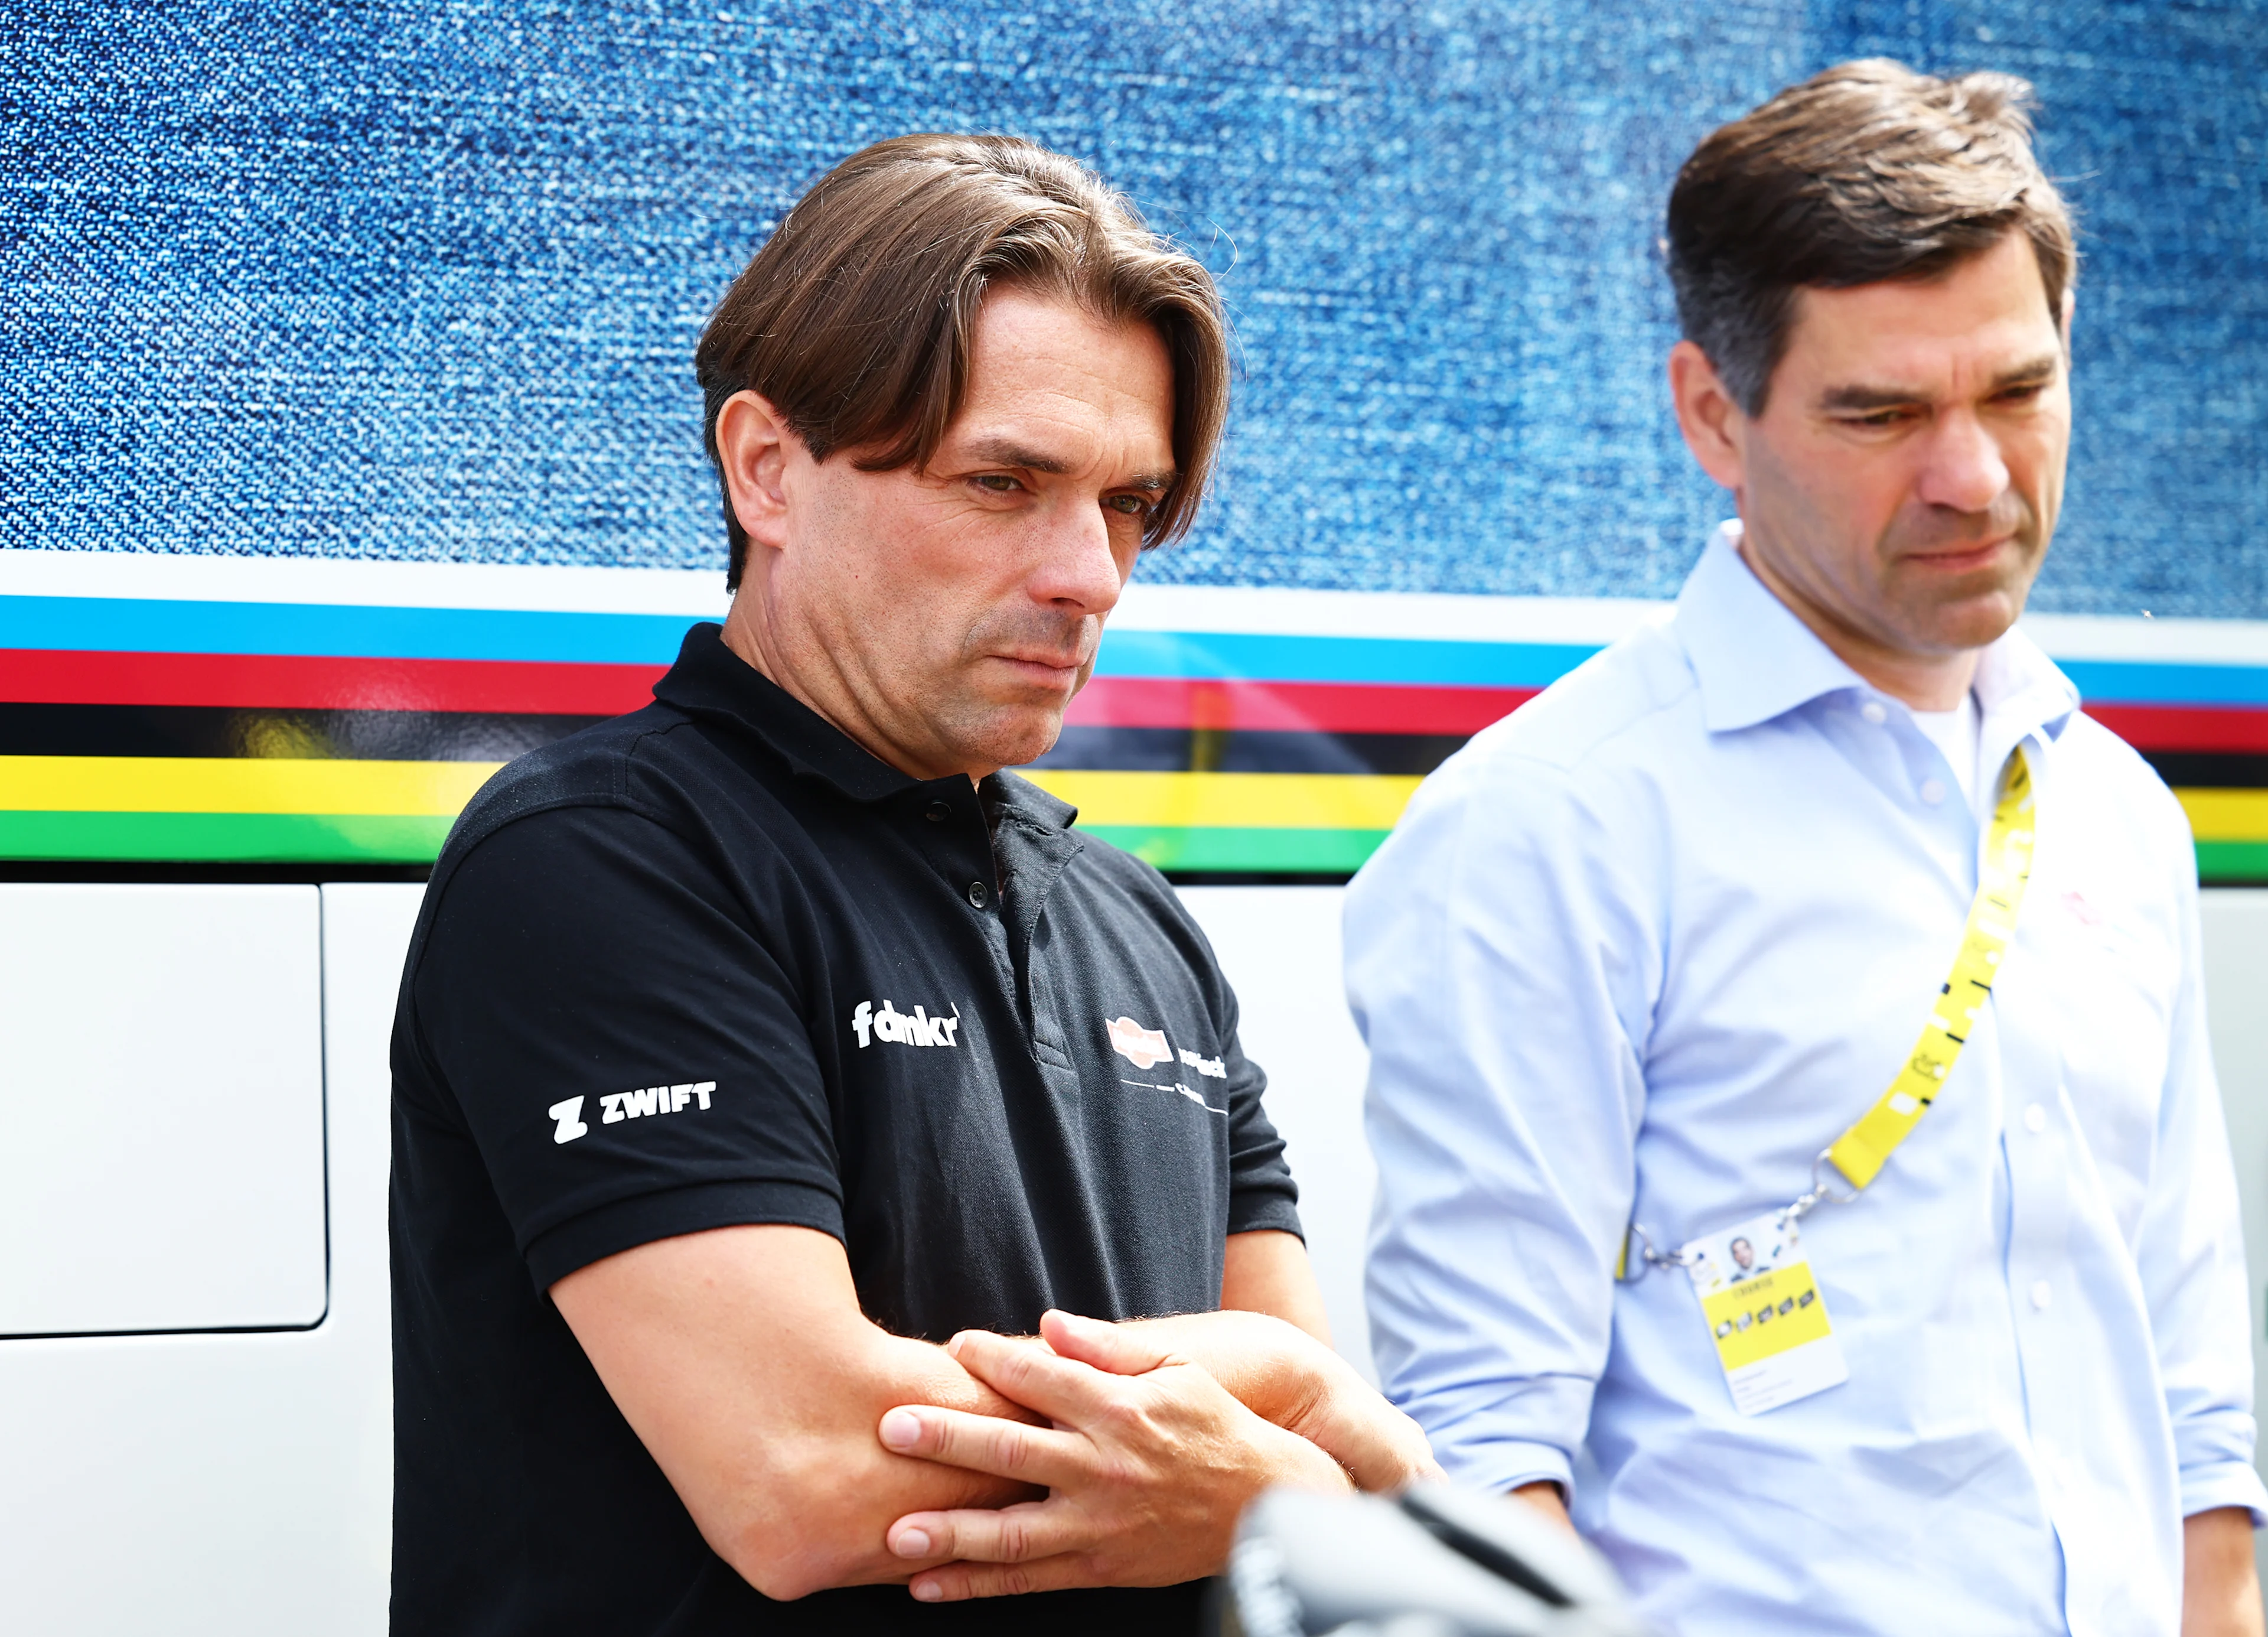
552;1225;1041;1602
2184;1507;2264;1637
1121;1308;1439;1490
604;1322;1042;1597
1123;1308;1331;1428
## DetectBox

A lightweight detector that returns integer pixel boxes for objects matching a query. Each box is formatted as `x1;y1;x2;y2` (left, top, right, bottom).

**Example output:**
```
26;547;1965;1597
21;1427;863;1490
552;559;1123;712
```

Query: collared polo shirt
389;622;1301;1637
1350;522;2265;1637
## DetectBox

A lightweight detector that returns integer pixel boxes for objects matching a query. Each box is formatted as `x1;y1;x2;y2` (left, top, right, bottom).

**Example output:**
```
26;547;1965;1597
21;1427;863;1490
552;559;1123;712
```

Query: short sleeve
406;804;843;1290
1211;964;1304;1241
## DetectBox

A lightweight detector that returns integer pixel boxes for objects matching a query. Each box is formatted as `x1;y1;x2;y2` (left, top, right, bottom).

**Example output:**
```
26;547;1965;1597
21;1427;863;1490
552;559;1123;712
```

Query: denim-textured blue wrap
3;1;2263;616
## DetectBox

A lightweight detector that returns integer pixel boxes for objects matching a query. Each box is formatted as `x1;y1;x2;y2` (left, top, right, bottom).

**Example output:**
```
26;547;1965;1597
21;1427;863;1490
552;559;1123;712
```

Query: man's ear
1667;340;1748;494
714;390;798;554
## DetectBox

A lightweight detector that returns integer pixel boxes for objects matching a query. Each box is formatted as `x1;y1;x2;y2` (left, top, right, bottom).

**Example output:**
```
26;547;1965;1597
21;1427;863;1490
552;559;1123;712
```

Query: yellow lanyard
1623;745;2037;1277
1824;744;2036;1190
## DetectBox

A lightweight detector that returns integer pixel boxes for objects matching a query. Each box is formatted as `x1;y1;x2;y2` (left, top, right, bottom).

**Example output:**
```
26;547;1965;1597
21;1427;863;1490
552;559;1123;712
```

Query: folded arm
874;1229;1439;1601
549;1222;1042;1602
1122;1228;1440;1492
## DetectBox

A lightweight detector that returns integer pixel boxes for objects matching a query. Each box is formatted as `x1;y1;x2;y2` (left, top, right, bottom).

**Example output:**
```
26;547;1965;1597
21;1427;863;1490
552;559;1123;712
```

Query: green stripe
2;813;2254;886
0;811;452;863
1081;825;1389;874
2196;839;2268;884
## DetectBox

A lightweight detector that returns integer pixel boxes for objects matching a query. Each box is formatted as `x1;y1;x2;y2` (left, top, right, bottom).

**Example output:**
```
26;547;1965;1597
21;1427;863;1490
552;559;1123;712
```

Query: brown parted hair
695;134;1231;591
1666;59;2075;416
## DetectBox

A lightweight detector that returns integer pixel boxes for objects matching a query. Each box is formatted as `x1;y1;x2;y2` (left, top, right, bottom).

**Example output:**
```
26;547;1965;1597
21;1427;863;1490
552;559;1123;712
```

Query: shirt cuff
2182;1458;2268;1528
523;1177;843;1291
1436;1436;1575;1498
1387;1369;1594;1500
1227;1190;1304;1241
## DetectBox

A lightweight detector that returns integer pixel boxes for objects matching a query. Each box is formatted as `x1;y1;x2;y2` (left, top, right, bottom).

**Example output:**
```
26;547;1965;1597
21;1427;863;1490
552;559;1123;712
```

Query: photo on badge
1679;1208;1849;1416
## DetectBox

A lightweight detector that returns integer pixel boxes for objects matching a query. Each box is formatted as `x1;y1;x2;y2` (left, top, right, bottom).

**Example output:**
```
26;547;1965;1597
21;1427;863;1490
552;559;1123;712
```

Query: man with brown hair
1352;62;2266;1635
390;133;1432;1637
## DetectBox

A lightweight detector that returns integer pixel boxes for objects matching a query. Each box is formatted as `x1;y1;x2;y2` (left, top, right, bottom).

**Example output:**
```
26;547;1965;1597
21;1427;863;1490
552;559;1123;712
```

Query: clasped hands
872;1307;1441;1602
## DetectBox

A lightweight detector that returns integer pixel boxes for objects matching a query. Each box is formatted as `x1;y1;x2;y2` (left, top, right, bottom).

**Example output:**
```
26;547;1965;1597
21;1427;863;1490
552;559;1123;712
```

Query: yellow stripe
0;756;501;816
1023;770;1421;831
2176;788;2268;842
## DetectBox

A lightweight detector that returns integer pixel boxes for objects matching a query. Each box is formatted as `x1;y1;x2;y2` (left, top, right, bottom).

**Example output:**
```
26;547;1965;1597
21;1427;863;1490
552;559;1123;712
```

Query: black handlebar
1209;1484;1649;1637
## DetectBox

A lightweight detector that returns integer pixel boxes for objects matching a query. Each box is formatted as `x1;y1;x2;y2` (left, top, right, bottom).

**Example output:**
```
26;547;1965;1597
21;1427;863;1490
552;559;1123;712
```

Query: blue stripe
8;594;2268;706
0;596;698;665
2060;659;2268;707
1094;630;1601;688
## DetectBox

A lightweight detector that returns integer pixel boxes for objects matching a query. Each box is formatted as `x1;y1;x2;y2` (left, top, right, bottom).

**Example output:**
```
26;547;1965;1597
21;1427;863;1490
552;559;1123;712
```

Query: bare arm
1122;1229;1439;1492
876;1311;1353;1601
1511;1482;1575;1531
2184;1508;2265;1637
873;1233;1443;1602
549;1222;1041;1602
1222;1226;1334;1341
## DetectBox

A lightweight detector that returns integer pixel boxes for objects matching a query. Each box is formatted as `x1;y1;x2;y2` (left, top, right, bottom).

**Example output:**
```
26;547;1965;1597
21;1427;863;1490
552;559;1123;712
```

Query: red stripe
2089;704;2268;754
0;649;664;715
1068;677;1537;735
14;649;2256;755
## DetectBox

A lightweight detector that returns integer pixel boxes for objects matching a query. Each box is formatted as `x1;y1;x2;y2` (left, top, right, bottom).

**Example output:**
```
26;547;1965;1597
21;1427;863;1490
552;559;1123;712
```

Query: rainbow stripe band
2;568;2265;878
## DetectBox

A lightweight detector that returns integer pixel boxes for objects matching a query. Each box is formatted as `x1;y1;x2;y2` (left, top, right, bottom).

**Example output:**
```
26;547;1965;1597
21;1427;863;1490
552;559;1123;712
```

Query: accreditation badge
1680;1209;1849;1415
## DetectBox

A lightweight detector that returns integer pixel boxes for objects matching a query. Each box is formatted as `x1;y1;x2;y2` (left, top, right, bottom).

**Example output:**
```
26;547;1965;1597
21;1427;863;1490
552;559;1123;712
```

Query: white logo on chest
852;999;962;1049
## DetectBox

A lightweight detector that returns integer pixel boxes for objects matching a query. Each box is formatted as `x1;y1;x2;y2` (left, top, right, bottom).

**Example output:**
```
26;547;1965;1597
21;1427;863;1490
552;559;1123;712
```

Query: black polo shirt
388;621;1303;1637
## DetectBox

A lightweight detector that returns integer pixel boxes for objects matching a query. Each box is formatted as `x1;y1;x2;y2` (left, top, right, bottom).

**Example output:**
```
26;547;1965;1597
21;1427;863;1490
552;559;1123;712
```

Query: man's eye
1841;410;1909;429
973;474;1021;493
1103;494;1151;516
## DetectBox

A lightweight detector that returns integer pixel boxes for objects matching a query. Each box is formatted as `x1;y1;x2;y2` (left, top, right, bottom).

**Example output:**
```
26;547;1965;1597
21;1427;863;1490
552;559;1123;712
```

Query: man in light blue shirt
1349;61;2266;1636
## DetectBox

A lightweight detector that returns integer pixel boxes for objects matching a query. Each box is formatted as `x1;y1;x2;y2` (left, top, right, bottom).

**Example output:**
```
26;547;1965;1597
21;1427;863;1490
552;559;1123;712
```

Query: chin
1899;570;2034;653
963;710;1068;773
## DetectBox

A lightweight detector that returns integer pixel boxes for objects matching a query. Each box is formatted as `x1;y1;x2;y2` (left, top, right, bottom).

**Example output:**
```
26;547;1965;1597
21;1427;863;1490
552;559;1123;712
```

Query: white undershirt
1909;691;1983;811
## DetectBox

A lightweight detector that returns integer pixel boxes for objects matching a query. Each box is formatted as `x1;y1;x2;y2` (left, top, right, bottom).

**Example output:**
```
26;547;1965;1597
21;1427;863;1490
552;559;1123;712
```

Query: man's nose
1913;409;2011;516
1031;499;1129;616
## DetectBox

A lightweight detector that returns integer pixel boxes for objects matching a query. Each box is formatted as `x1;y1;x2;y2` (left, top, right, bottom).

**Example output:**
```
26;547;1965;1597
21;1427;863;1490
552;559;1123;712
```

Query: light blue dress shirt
1348;523;2266;1637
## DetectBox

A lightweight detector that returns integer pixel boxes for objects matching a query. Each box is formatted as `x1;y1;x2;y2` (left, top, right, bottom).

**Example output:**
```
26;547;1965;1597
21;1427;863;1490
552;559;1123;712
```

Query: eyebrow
963;437;1073;475
961;437;1177;491
1817;353;2063;413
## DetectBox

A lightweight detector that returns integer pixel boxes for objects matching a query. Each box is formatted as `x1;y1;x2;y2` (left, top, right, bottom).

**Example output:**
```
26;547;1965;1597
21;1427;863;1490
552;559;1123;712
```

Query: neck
1735;539;1981;712
718;590;994;788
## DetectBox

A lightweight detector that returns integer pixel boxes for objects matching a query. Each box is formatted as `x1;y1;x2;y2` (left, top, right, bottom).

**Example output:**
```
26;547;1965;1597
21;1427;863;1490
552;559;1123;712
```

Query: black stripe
1032;725;1469;777
2140;752;2268;789
0;702;605;762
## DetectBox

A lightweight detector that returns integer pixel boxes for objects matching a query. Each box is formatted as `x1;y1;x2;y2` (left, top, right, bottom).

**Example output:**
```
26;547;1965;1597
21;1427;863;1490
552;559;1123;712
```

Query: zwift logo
549;1082;716;1144
852;1000;962;1049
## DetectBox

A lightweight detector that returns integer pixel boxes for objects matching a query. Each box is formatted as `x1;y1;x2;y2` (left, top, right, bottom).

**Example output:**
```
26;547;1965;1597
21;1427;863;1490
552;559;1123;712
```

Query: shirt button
924;799;952;824
1919;778;1947;805
967;881;990;909
2023;1102;2047;1134
2029;1279;2052;1311
1861;700;1888;725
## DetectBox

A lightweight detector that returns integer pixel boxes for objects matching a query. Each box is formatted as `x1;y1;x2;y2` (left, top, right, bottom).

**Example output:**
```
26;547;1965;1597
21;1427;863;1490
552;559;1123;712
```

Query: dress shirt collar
1675;519;2080;745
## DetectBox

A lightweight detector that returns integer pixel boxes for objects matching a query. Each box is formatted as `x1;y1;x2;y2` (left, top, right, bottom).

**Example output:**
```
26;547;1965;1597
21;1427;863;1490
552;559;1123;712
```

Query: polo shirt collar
1675;519;2081;741
650;623;917;803
986;769;1080;832
650;623;1087;828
